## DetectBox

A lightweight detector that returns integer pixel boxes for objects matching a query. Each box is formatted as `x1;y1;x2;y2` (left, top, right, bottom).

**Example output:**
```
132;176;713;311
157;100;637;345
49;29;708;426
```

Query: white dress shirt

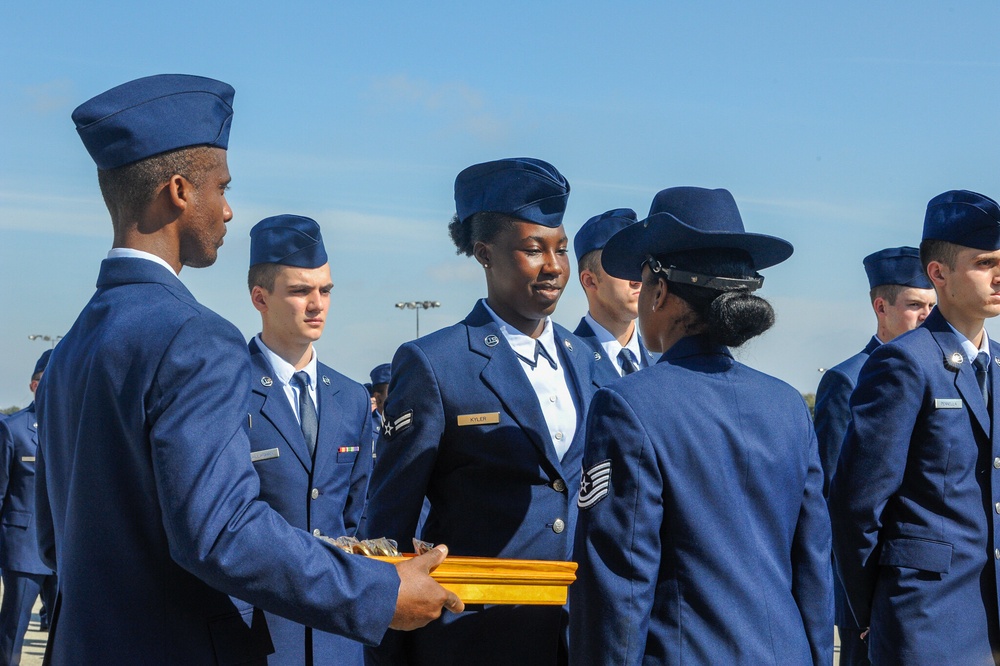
584;313;644;377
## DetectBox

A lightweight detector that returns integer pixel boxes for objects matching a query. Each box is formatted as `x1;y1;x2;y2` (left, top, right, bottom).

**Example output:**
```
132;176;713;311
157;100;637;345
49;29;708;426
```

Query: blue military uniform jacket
0;404;53;575
830;307;1000;664
814;335;879;640
363;299;598;665
246;338;374;666
570;334;833;665
34;257;399;665
572;317;653;387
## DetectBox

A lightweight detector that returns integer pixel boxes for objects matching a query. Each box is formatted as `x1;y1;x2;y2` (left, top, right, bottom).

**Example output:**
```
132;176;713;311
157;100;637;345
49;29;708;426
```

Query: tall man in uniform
245;214;376;665
34;74;461;665
830;190;1000;664
0;350;57;664
573;209;652;385
815;246;934;665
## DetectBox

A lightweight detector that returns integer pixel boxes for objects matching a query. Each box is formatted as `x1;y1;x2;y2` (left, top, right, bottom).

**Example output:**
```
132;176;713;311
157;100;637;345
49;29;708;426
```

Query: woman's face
480;221;570;336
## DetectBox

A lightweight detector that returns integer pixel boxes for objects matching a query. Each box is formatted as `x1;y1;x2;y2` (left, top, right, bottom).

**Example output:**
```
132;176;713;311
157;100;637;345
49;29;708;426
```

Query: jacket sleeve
360;341;445;547
570;387;661;666
147;314;400;646
828;345;920;628
792;422;835;665
813;368;854;498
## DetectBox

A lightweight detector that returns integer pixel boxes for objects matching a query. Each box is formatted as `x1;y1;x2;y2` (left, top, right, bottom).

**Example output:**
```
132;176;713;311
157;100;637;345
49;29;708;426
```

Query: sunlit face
178;148;233;269
482;221;569;331
588;251;641;324
255;264;333;347
933;247;1000;322
879;287;936;341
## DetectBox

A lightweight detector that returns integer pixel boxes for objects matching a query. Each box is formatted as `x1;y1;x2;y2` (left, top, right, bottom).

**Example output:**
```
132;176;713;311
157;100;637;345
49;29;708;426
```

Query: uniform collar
481;299;559;368
945;321;990;362
253;334;318;388
107;248;178;277
583;312;641;362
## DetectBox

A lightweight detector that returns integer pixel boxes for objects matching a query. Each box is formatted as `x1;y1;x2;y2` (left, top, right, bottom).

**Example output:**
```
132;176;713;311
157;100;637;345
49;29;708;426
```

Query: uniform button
996;502;1000;514
995;548;1000;561
994;457;1000;469
552;519;565;534
312;529;321;537
554;432;563;441
311;488;319;500
549;395;557;403
552;479;566;493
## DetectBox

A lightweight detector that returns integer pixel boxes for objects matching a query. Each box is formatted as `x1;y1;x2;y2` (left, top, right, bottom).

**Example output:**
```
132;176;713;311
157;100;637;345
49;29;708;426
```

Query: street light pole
28;334;63;349
395;301;441;338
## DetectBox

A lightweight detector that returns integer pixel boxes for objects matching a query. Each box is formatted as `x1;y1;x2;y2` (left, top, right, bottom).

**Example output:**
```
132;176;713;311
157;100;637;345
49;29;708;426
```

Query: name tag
21;456;35;463
250;448;280;463
934;398;963;409
457;412;501;427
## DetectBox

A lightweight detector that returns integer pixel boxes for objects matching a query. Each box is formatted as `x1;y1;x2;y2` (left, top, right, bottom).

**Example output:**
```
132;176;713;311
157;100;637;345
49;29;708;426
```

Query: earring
484;263;490;268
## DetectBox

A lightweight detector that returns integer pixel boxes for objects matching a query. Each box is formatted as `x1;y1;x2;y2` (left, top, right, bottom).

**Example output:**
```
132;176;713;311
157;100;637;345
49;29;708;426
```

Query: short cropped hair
248;262;283;293
578;249;602;276
447;212;520;256
919;239;960;273
869;283;905;306
97;146;216;225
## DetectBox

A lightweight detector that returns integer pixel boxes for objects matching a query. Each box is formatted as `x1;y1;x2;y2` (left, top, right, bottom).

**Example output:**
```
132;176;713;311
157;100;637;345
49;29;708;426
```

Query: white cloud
23;79;75;114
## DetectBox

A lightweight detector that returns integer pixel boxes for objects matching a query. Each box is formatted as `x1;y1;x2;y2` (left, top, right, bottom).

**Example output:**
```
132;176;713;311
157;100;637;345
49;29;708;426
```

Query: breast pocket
2;510;31;530
336;446;360;464
879;536;953;574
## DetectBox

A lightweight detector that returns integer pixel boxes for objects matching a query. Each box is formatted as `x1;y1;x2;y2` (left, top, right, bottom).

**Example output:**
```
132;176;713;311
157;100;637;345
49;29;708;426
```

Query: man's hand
389;544;464;630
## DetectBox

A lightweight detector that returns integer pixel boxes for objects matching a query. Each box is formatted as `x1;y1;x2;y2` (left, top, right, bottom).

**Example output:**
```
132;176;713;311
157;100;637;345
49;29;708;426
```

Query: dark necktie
516;341;558;370
618;348;639;376
975;352;990;406
292;371;318;458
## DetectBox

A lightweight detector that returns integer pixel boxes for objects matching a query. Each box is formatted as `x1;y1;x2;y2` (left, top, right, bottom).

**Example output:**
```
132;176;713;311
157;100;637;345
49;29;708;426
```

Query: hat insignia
322;375;331;386
261;376;273;387
945;352;964;371
485;335;500;347
564;340;574;352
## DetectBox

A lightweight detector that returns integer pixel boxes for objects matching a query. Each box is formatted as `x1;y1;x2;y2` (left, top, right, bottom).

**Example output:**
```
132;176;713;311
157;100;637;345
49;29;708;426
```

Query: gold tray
370;555;577;605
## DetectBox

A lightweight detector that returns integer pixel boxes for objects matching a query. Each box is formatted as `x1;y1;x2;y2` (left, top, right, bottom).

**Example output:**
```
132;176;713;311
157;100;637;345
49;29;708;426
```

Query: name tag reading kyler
457;412;501;427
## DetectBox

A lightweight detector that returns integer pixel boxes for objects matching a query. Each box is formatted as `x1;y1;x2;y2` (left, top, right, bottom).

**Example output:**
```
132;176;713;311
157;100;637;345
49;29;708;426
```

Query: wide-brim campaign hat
454;157;570;228
574;208;638;263
602;187;794;283
73;74;235;170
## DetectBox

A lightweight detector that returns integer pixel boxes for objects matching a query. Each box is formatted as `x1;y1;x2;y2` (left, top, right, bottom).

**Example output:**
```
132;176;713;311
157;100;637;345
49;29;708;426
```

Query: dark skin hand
390;545;464;630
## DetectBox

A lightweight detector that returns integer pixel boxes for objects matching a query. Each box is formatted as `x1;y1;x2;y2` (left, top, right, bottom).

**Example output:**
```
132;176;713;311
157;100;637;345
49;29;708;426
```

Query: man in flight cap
35;74;460;665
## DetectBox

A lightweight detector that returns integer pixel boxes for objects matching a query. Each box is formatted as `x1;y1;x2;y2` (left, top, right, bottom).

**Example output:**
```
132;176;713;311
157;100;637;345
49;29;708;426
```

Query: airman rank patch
578;459;612;509
382;410;413;439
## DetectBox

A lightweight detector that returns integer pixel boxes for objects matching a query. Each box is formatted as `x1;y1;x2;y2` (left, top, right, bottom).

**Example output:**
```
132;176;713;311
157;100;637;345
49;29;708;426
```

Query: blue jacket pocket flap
2;510;31;529
879;537;953;574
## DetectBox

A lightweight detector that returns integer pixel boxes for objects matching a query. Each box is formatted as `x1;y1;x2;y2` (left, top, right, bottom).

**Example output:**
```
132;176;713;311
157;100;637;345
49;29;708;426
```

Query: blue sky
3;2;1000;408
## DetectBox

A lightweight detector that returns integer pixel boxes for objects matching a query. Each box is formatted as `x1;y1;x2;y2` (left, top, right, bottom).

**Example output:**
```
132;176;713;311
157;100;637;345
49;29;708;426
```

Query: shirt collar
107;248;178;277
481;299;559;367
585;312;641;362
945;322;990;362
254;334;318;388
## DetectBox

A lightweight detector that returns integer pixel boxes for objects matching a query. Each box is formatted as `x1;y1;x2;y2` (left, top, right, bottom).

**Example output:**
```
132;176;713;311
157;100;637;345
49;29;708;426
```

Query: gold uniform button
552;479;566;493
311;488;319;500
312;529;321;537
552;519;565;534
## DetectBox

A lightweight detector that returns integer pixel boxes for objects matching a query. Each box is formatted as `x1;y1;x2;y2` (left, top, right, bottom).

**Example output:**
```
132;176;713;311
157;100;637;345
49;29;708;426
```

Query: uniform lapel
574;318;621;384
467;303;564;476
249;340;312;472
927;314;990;437
552;327;595;475
311;369;342;477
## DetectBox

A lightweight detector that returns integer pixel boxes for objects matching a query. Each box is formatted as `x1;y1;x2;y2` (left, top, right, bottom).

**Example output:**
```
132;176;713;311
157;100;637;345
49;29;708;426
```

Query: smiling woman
362;157;598;665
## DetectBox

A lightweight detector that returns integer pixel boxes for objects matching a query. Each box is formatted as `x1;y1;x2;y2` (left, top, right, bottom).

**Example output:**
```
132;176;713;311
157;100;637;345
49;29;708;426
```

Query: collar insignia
564;339;573;352
485;335;500;347
261;376;273;387
322;375;330;386
594;352;601;361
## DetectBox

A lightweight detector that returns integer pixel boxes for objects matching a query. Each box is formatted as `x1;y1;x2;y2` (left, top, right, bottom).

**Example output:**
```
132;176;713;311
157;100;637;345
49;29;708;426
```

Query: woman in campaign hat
569;187;833;665
363;158;597;665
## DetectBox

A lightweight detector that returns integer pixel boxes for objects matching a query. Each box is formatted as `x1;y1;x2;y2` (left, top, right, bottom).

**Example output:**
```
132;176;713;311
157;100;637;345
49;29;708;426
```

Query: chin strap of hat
644;255;764;292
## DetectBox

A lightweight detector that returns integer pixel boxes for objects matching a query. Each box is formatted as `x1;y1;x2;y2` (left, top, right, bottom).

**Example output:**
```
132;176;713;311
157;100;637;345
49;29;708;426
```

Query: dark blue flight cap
454;158;570;227
863;246;932;290
602;187;794;282
574;209;638;263
922;190;1000;251
73;74;235;170
370;364;391;385
34;349;52;377
249;215;328;268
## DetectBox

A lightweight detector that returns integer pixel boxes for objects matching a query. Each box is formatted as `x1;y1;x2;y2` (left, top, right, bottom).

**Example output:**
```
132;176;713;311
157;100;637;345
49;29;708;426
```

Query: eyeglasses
643;255;764;292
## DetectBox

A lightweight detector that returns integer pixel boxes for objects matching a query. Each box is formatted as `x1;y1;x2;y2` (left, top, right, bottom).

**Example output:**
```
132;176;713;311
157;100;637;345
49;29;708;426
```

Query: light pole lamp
395;301;441;338
28;334;63;348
